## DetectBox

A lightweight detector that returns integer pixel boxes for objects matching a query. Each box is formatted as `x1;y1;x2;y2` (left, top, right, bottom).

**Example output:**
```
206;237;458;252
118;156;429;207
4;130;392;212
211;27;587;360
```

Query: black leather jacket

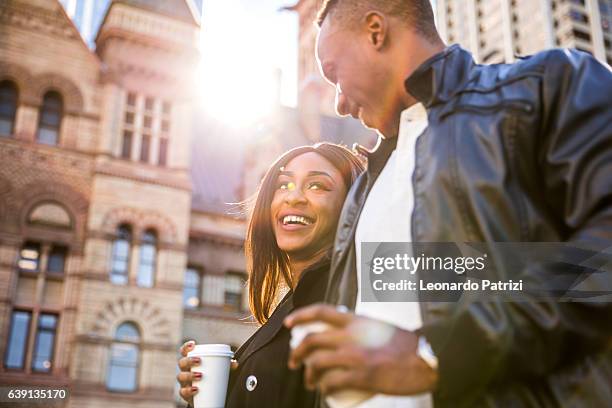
325;45;612;407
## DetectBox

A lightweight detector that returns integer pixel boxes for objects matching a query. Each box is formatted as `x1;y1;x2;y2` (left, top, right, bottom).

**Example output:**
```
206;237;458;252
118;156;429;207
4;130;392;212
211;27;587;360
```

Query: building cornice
0;1;101;67
86;230;187;252
72;272;184;292
189;230;244;248
95;2;199;52
0;371;71;387
94;160;193;192
74;334;177;351
0;134;97;162
97;27;199;55
184;306;256;323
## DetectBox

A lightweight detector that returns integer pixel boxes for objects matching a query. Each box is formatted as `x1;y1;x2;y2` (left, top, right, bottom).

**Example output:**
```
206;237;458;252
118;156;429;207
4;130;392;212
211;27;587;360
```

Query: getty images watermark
360;242;612;302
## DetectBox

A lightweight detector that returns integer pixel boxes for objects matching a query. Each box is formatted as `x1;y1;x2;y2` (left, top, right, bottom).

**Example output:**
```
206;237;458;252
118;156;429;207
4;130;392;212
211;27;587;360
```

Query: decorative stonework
94;163;192;191
90;297;172;342
0;145;92;236
28;202;73;228
18;180;89;239
0;2;80;43
0;141;92;174
101;207;178;243
0;62;85;115
100;4;199;49
0;62;37;104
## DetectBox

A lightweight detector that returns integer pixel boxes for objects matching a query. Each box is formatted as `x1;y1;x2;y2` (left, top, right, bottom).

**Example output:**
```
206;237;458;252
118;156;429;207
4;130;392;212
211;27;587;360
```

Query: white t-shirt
351;104;432;408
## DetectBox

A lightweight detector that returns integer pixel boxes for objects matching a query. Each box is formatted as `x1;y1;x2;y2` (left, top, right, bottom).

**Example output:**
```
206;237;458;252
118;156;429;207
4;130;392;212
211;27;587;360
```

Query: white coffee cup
188;344;234;408
290;322;374;408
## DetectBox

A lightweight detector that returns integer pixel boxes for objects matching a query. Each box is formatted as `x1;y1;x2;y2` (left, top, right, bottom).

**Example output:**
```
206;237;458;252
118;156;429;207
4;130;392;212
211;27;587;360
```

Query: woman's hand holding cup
177;340;238;407
177;340;201;406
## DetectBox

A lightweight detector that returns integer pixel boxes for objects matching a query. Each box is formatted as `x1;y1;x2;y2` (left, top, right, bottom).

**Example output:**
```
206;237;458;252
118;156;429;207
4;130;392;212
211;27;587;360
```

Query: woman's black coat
225;258;330;408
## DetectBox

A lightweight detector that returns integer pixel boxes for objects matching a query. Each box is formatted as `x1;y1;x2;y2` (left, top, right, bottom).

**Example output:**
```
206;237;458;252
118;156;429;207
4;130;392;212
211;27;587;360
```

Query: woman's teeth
282;215;312;225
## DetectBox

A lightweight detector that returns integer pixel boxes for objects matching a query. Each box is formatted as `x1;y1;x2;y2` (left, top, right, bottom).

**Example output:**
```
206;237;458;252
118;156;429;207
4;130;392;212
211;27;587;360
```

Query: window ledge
18;269;40;277
183;305;253;322
45;273;65;281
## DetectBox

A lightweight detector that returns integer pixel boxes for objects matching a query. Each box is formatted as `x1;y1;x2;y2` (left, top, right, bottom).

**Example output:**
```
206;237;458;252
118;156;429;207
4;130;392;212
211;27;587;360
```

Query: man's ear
363;11;387;50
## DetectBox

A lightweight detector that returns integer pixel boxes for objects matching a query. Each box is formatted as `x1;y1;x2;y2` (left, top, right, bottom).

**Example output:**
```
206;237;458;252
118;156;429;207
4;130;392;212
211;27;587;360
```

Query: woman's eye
308;183;324;190
278;181;295;191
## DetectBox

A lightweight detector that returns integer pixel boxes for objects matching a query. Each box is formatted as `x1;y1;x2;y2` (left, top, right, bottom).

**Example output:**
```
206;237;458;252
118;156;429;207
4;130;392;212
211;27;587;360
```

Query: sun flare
195;0;297;128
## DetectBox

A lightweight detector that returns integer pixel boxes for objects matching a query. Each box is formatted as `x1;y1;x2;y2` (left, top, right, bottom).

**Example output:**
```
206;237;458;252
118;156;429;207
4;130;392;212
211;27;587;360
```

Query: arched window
110;225;131;285
28;202;72;229
106;322;140;393
37;91;63;146
0;81;18;136
137;229;157;288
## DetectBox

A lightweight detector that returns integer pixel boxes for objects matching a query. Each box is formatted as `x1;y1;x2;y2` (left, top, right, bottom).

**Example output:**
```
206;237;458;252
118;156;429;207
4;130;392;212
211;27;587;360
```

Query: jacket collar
324;136;396;307
404;44;476;108
235;257;331;365
366;136;397;183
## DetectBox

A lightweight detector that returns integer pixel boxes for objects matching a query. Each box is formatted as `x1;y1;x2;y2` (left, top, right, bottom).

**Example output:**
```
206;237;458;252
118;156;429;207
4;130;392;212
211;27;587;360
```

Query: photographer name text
372;279;523;292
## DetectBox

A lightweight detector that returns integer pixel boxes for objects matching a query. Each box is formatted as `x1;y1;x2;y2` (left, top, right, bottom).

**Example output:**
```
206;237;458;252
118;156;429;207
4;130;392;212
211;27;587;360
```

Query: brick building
0;1;256;407
1;0;379;406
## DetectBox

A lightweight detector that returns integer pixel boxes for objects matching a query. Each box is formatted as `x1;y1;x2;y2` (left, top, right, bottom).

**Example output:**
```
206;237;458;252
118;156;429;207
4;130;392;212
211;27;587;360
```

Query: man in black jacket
285;0;612;407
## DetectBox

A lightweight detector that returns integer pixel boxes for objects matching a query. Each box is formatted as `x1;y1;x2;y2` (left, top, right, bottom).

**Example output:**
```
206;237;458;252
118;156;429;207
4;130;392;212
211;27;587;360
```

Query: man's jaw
356;109;377;131
349;107;392;137
362;119;398;139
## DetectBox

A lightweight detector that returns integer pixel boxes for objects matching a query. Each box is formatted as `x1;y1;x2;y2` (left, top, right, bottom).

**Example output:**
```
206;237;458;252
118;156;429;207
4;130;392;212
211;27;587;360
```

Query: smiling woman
225;143;363;407
176;143;364;408
246;143;364;324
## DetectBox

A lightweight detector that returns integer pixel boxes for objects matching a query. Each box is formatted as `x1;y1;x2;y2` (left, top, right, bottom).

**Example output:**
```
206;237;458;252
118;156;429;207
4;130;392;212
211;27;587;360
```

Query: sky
197;0;299;126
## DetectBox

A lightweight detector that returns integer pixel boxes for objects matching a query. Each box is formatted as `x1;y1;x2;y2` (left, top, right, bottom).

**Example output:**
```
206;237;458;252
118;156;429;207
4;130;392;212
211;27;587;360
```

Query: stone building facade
0;1;256;407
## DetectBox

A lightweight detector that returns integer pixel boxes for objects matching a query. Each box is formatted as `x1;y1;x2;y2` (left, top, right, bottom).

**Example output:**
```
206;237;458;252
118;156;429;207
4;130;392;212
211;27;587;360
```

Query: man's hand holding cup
284;303;438;401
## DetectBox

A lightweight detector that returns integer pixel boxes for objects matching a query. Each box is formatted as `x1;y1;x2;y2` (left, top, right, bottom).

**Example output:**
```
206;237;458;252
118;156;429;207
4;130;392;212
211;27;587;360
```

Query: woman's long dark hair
245;143;365;324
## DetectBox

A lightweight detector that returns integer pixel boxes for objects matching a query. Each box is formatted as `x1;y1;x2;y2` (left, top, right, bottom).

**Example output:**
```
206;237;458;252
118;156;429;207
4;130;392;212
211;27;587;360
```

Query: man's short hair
317;0;439;41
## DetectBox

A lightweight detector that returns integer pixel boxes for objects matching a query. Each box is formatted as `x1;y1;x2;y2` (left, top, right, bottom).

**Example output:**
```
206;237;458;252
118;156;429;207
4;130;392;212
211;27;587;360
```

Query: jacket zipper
440;100;533;119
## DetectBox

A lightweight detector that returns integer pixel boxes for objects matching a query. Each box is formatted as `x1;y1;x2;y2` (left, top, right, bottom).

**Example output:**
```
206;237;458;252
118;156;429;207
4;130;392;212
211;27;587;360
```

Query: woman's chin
278;243;309;255
276;231;312;252
278;240;322;258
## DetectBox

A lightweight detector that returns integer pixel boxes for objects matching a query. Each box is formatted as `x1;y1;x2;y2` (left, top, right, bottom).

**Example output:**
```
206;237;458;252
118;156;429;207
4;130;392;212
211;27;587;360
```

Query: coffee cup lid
188;344;234;358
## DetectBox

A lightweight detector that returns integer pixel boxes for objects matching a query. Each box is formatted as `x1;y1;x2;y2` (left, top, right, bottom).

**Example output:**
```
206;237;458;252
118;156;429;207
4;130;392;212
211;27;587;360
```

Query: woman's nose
284;186;307;205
